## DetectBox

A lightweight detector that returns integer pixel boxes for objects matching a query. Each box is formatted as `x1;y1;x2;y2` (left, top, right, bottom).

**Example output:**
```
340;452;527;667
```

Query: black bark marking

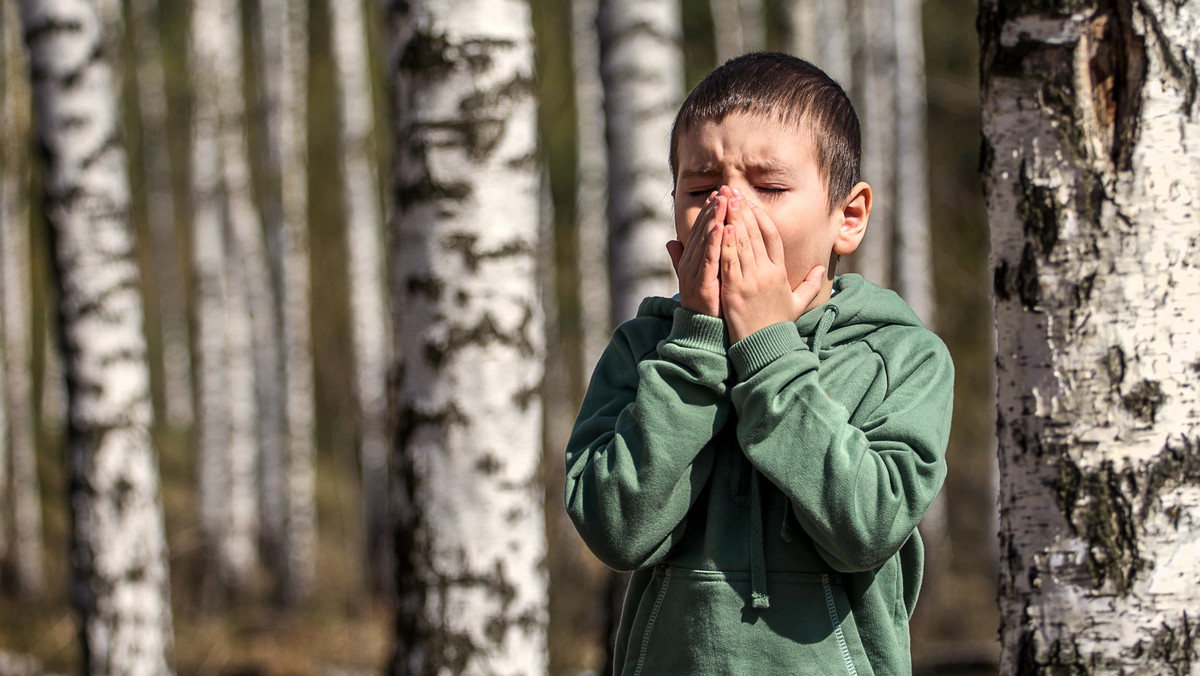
1145;612;1198;674
1141;7;1198;118
993;258;1013;302
1017;242;1041;310
474;454;502;476
1053;457;1144;594
421;307;537;368
395;173;471;211
1122;379;1166;424
443;233;533;274
406;274;444;301
1020;167;1060;255
1102;345;1126;387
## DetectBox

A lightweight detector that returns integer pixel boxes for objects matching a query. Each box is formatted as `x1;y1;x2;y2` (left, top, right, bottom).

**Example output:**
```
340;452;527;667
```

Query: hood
796;273;924;351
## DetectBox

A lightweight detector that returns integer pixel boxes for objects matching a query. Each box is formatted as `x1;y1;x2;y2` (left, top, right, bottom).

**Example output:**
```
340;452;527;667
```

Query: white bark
710;0;766;63
597;0;682;324
191;0;266;591
130;0;192;428
574;0;612;374
386;0;548;671
784;0;820;63
891;0;934;328
331;0;391;594
18;0;174;671
983;2;1200;673
1;0;45;599
259;0;316;604
853;0;897;287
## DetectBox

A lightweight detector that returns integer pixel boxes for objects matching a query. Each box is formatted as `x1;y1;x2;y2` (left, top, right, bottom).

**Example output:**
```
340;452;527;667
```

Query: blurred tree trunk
330;0;391;597
1;0;45;600
709;0;765;63
598;0;682;326
982;1;1200;672
18;0;175;671
574;0;610;374
385;0;548;671
783;0;853;90
130;0;193;429
853;0;897;287
257;0;316;605
189;0;263;594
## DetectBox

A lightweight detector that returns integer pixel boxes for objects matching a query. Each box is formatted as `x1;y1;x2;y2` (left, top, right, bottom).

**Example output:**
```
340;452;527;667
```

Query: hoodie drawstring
812;305;839;354
748;469;770;609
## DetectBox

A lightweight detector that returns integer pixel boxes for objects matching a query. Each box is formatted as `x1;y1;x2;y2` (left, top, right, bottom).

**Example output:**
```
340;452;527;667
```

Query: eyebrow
677;160;794;181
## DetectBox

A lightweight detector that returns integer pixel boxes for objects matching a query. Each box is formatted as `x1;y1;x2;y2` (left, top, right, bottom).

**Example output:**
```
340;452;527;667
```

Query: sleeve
564;307;732;571
728;321;954;573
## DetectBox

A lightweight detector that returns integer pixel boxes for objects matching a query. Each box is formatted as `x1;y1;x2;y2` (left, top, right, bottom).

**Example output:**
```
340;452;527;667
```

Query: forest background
0;0;994;673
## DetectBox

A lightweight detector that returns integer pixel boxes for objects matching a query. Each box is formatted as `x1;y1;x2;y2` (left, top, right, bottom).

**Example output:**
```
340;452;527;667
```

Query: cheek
675;206;700;241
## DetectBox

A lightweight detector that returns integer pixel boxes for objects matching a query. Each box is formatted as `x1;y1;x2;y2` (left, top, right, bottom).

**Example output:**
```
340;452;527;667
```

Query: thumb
791;265;826;316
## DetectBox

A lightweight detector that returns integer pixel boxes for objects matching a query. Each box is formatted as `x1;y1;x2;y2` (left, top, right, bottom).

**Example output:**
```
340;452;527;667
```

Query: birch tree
982;2;1200;672
385;0;547;670
330;0;391;595
190;0;265;592
257;0;317;604
18;0;174;670
1;0;44;599
709;0;765;63
597;0;683;325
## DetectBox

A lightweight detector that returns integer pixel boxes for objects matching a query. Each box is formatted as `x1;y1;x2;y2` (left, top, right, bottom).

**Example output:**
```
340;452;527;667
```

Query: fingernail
730;198;740;210
733;188;743;198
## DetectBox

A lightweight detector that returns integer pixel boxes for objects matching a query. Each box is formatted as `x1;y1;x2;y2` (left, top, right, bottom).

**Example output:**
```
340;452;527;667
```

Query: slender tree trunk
330;0;391;596
19;0;175;671
1;0;45;599
130;0;192;429
709;0;765;63
853;0;897;287
258;0;316;605
190;0;265;593
982;1;1200;673
385;0;548;670
573;0;611;374
784;0;820;63
597;0;683;325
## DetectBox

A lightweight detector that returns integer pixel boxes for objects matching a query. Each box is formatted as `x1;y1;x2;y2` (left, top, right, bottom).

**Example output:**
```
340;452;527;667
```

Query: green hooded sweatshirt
564;274;954;675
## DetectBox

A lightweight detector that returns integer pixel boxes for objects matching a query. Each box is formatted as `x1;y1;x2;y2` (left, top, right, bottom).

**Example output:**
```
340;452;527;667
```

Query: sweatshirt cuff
729;322;806;378
667;307;728;354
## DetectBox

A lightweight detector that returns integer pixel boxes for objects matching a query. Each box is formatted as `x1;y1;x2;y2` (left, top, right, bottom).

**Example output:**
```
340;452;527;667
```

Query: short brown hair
669;52;861;212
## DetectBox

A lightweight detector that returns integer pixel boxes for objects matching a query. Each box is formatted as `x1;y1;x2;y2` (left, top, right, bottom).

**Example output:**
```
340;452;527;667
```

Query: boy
564;52;953;675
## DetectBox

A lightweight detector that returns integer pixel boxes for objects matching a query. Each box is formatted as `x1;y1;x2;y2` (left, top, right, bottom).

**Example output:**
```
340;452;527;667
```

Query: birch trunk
1;0;45;599
330;0;391;595
190;0;265;592
981;2;1200;673
385;0;548;670
258;0;316;604
852;0;897;287
709;0;765;63
130;0;192;429
573;0;611;373
18;0;175;670
784;0;819;63
597;0;682;325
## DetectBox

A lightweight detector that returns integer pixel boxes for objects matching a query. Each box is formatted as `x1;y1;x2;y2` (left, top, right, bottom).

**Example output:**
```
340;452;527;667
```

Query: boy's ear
833;182;871;256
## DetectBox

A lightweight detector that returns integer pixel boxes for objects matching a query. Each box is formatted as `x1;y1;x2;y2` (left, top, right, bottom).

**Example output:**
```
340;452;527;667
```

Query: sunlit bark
19;0;174;670
982;2;1200;672
385;0;548;670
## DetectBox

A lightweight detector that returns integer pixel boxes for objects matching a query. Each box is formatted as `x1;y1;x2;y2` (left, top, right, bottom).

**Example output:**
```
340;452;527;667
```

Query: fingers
790;264;827;316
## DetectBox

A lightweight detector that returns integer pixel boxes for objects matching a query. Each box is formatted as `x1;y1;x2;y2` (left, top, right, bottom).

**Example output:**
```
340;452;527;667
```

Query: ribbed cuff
667;307;728;354
729;322;805;379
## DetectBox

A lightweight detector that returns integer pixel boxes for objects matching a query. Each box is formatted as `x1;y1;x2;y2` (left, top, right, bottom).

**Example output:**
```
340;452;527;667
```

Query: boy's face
673;112;848;290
